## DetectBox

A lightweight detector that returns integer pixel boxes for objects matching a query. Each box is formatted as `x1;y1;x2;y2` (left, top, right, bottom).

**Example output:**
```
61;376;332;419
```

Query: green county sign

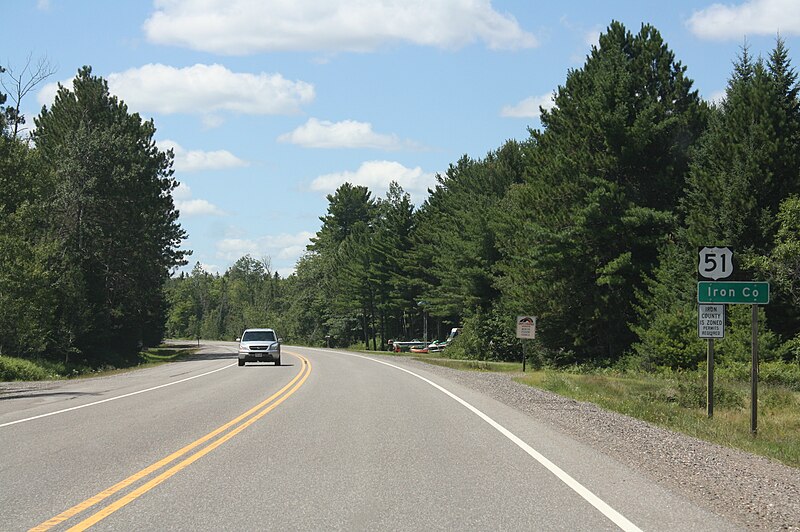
697;281;770;304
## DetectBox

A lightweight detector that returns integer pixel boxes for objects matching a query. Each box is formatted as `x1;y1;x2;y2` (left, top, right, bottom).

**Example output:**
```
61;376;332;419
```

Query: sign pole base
751;304;758;435
522;341;526;373
707;338;714;418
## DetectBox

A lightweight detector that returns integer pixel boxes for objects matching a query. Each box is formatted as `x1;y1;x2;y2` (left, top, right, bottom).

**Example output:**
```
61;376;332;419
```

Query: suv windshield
242;331;275;342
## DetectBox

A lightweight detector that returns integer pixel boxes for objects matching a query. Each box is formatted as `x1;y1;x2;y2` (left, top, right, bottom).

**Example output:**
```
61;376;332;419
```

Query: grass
406;354;799;468
140;344;198;363
0;343;199;382
515;370;800;468
410;357;523;373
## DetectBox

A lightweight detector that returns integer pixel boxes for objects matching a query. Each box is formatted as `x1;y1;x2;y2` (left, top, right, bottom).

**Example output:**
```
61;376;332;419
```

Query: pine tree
33;66;188;359
415;140;529;321
636;39;800;367
495;21;706;362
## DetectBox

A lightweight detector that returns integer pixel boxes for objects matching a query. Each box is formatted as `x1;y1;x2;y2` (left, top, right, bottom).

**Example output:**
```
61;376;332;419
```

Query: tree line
168;21;800;371
6;20;800;374
0;66;187;366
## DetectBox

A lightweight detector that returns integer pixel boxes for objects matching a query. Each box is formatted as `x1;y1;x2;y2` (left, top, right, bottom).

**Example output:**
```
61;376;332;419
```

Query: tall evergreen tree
495;21;707;362
415;140;529;322
302;183;379;346
308;183;377;254
683;40;800;340
685;42;800;254
371;182;417;346
33;66;188;359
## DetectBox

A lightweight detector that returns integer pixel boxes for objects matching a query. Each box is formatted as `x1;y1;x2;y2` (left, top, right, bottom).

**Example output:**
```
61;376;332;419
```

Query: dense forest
3;22;800;372
0;67;187;366
165;22;800;371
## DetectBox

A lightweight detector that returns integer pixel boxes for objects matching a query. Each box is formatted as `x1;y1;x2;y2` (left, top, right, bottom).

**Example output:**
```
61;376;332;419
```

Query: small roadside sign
698;304;725;338
516;316;536;339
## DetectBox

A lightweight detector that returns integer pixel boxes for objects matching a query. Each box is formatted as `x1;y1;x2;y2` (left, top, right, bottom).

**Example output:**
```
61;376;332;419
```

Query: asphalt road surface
0;343;741;531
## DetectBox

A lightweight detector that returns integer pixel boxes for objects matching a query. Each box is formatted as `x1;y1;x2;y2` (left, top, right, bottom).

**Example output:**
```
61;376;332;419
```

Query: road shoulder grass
0;343;199;382
414;357;800;469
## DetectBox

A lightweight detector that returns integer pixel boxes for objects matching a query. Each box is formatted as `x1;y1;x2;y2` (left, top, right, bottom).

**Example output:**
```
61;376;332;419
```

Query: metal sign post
751;304;758;434
698;303;724;418
522;341;527;373
707;338;714;418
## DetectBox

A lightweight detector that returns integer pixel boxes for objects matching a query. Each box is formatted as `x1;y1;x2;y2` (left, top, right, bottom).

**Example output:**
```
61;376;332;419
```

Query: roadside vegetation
2;22;798;462
415;354;800;468
162;23;800;386
0;66;187;370
0;344;198;382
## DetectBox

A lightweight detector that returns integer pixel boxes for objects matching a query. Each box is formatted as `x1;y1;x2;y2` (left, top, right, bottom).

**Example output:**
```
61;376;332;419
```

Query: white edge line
0;363;237;428
311;348;642;532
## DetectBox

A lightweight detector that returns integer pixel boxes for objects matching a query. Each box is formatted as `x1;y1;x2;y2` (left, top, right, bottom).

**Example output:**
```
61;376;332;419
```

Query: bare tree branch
1;53;58;138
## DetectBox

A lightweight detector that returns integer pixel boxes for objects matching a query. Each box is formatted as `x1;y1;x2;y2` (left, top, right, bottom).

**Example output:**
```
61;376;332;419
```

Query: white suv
238;328;281;366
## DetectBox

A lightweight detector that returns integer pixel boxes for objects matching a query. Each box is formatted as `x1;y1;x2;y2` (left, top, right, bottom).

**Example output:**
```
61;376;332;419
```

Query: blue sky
3;0;800;276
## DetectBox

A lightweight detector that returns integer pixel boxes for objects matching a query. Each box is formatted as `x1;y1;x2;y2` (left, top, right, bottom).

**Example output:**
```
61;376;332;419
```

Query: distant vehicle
446;327;462;342
391;328;462;353
237;328;281;366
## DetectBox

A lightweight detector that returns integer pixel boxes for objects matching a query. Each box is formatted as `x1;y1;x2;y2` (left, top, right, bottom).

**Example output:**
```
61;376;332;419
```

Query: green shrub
717;360;800;391
442;323;482;360
760;360;800;391
541;371;573;394
0;356;56;381
761;387;797;409
633;303;706;369
472;306;534;361
779;335;800;361
716;361;750;382
713;305;781;364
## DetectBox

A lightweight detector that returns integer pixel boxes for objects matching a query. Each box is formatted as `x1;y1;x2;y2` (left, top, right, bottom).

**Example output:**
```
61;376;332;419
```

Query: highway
0;342;739;530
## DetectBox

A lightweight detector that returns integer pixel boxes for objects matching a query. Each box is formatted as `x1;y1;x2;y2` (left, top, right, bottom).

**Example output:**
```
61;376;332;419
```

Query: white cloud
198;262;222;275
143;0;537;54
501;93;555;119
159;139;248;172
310;160;436;201
707;90;727;106
215;232;316;262
173;182;193;200
687;0;800;40
172;181;226;217
585;27;601;48
202;114;225;129
276;266;297;278
38;64;315;118
216;238;259;258
278;118;418;150
175;199;226;216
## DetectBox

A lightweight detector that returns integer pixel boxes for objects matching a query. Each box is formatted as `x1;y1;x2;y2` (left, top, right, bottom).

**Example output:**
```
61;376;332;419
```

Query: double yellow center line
31;352;311;532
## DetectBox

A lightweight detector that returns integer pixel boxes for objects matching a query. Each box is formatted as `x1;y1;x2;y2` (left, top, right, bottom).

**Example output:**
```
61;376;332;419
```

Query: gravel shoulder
392;356;799;531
